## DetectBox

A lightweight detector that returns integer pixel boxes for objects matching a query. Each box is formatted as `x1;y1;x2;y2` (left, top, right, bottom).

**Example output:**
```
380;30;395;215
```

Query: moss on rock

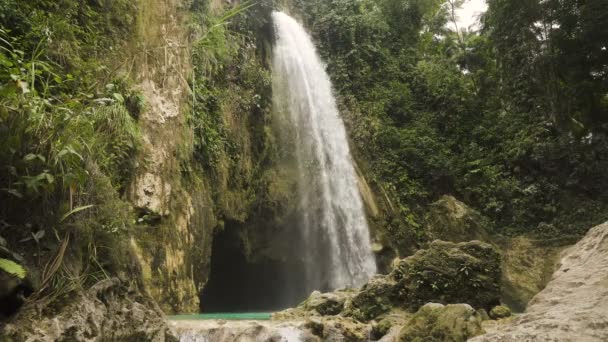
489;305;512;320
277;240;502;324
425;196;491;243
344;275;397;321
399;303;484;342
392;240;502;312
302;290;349;316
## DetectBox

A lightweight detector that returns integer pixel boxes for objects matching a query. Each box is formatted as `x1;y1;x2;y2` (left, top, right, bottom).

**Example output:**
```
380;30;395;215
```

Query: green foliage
296;0;608;242
0;0;140;296
188;1;274;221
0;258;26;279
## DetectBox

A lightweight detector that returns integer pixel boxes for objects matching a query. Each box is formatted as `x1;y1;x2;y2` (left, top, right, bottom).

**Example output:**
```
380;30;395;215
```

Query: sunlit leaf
0;258;26;279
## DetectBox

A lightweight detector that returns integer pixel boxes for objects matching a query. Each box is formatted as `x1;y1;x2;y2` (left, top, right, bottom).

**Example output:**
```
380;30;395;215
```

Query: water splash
272;11;376;295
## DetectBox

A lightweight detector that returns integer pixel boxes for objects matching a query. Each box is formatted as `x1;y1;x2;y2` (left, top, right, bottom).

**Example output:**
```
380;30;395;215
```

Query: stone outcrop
471;222;608;341
125;0;217;314
1;278;177;341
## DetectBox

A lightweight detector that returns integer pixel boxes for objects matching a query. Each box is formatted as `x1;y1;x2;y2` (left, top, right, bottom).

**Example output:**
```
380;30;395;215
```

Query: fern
0;258;27;279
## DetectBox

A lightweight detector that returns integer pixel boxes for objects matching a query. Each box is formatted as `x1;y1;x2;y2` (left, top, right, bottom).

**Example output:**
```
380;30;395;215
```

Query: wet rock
1;278;177;341
399;303;484;342
471;222;608;341
425;195;490;242
488;305;511;320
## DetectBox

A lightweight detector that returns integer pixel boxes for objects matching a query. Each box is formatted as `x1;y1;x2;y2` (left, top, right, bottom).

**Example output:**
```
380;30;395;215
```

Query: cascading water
272;11;377;295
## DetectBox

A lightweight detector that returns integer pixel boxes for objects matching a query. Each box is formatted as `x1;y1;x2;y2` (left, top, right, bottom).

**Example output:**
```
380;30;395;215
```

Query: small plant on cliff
0;258;26;279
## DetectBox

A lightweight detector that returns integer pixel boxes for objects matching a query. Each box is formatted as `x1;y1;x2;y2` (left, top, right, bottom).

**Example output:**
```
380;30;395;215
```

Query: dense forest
0;0;607;341
291;0;608;244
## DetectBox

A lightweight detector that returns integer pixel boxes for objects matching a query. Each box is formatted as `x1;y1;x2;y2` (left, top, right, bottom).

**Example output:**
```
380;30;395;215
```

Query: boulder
399;303;484;342
302;290;349;316
392;240;501;311
425;195;490;242
488;305;511;320
276;240;502;323
272;289;356;321
344;275;397;321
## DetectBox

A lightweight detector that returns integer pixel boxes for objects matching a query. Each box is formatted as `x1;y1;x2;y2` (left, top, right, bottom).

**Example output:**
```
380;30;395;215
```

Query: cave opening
199;222;305;312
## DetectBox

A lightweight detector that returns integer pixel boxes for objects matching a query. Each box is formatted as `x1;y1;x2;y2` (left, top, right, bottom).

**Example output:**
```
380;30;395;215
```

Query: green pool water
168;312;272;321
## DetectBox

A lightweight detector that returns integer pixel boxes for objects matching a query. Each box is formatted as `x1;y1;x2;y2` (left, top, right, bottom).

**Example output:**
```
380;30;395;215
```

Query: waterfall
272;11;377;295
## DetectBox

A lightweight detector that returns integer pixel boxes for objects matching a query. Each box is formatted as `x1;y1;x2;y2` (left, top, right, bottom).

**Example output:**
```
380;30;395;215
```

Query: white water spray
272;11;376;293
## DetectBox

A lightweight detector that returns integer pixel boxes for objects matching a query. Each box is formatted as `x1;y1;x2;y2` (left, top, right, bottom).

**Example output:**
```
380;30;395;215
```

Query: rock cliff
471;222;608;341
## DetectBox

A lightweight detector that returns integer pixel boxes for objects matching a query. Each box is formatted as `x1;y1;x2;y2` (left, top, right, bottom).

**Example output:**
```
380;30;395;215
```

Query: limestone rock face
471;222;608;341
425;195;490;243
2;278;177;341
498;235;572;312
125;0;216;314
399;303;484;342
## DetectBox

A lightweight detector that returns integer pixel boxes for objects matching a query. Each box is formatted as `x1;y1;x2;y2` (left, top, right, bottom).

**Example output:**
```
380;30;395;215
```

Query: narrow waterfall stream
272;11;377;294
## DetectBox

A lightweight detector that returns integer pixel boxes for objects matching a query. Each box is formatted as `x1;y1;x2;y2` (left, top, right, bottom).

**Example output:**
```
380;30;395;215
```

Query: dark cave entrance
199;222;305;312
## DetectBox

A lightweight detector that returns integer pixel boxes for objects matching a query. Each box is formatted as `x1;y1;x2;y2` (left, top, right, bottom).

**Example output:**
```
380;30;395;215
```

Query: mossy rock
344;275;397;321
279;240;501;324
302;290;349;316
392;240;501;311
371;318;394;340
425;196;490;243
399;303;484;342
489;305;511;320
